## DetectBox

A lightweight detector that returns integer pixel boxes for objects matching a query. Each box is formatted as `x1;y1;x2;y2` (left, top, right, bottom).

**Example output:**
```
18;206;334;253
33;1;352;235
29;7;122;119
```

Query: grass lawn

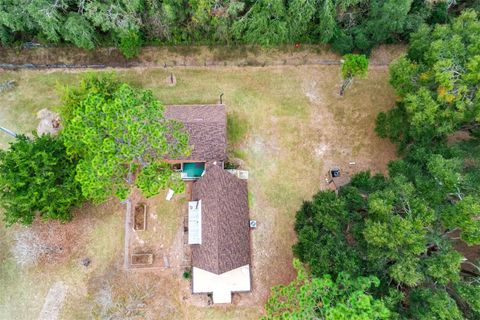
0;59;398;319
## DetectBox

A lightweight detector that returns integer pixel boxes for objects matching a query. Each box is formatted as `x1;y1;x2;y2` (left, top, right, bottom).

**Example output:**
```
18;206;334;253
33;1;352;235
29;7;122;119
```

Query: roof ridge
204;165;234;274
191;163;250;275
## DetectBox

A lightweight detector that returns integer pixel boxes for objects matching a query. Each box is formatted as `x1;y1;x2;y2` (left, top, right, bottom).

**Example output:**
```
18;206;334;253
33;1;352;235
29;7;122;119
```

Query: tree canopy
0;134;82;226
340;53;369;95
292;158;480;317
280;11;480;318
61;74;190;203
0;0;475;57
263;259;391;320
376;10;480;149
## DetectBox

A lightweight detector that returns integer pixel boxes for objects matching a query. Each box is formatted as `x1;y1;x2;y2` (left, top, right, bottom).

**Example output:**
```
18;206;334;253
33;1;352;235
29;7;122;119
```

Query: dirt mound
37;108;61;136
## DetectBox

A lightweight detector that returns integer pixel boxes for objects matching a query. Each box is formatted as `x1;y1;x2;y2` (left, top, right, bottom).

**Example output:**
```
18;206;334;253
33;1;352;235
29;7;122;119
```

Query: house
165;104;251;304
164;105;227;179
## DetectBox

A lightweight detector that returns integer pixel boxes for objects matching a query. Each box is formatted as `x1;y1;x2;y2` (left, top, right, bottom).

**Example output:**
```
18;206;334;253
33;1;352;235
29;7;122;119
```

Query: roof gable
191;164;250;274
164;105;227;162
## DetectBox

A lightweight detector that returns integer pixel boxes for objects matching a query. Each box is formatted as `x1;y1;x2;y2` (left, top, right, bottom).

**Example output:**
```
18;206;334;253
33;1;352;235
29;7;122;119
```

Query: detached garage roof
191;164;250;275
165;105;227;162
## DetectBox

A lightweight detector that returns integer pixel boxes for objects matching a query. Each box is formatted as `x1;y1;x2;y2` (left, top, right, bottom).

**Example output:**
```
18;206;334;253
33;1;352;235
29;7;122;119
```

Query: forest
1;0;479;57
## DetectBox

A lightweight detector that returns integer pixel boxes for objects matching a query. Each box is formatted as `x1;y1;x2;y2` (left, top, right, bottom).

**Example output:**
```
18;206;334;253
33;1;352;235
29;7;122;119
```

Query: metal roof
188;200;202;245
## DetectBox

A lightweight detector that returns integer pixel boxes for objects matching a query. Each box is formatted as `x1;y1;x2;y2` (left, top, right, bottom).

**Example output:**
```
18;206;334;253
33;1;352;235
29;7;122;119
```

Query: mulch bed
134;203;147;231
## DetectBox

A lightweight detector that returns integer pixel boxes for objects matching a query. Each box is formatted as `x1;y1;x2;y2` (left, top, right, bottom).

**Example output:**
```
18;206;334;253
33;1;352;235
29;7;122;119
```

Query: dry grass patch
0;201;124;320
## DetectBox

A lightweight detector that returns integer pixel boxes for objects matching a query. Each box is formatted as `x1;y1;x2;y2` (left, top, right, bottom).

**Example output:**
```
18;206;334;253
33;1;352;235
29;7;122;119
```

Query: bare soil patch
133;203;147;231
10;204;99;266
88;265;179;319
38;281;67;320
0;44;405;69
127;189;185;271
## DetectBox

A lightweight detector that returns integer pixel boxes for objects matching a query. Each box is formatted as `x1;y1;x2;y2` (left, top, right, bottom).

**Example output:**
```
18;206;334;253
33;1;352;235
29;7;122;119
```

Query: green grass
0;64;397;319
275;97;308;118
227;111;249;145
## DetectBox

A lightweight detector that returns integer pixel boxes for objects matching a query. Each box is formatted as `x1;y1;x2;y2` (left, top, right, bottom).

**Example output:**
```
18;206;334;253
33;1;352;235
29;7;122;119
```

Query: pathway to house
38;281;67;320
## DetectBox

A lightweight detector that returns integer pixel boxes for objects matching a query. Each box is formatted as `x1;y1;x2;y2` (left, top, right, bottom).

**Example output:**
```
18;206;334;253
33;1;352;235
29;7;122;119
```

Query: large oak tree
61;74;189;203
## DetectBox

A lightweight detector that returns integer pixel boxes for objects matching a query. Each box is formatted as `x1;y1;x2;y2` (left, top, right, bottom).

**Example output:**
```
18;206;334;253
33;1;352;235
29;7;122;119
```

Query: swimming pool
182;162;205;179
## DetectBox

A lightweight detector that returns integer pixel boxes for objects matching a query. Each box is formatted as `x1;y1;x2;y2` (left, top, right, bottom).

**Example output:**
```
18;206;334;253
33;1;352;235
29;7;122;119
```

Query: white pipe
0;126;17;138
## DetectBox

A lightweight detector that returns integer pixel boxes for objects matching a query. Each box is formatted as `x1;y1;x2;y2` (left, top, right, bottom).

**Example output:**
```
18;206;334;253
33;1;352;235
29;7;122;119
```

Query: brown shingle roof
191;164;250;274
165;105;227;162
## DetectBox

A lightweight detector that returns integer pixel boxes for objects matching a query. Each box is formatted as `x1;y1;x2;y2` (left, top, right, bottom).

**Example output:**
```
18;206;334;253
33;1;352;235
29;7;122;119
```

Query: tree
292;162;480;317
317;0;337;43
376;10;480;148
0;0;475;55
232;0;288;46
286;7;480;320
286;0;316;42
26;0;65;43
409;288;464;320
118;29;142;59
62;13;96;50
327;0;419;54
83;0;143;57
455;282;480;319
61;74;190;203
340;54;369;95
263;259;391;320
293;190;364;278
0;134;82;226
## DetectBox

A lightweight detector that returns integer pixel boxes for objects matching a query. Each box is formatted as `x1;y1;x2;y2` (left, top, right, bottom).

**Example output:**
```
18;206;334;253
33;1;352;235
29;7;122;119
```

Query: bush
118;30;142;59
0;134;82;226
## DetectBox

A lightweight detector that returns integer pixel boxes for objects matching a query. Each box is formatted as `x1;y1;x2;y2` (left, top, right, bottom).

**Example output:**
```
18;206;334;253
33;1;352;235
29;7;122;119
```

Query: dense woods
1;0;478;57
266;10;480;319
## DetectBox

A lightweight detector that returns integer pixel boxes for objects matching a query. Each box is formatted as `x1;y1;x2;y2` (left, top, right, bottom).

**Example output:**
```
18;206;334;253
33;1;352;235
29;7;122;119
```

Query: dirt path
38;281;67;320
0;44;405;70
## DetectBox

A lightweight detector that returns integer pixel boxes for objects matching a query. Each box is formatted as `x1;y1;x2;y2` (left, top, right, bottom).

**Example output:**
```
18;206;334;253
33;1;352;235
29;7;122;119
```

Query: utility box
330;168;340;178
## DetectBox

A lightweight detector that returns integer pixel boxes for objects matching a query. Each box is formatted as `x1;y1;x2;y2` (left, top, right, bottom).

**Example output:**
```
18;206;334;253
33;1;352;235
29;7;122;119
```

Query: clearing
0;47;399;319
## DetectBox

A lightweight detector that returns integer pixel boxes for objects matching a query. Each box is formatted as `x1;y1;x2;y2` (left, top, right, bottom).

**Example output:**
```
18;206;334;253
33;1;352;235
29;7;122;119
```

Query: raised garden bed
131;253;154;266
133;203;147;231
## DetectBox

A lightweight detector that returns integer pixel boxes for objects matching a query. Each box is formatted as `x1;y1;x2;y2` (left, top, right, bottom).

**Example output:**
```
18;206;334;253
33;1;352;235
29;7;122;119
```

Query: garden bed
133;203;147;231
131;253;154;266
